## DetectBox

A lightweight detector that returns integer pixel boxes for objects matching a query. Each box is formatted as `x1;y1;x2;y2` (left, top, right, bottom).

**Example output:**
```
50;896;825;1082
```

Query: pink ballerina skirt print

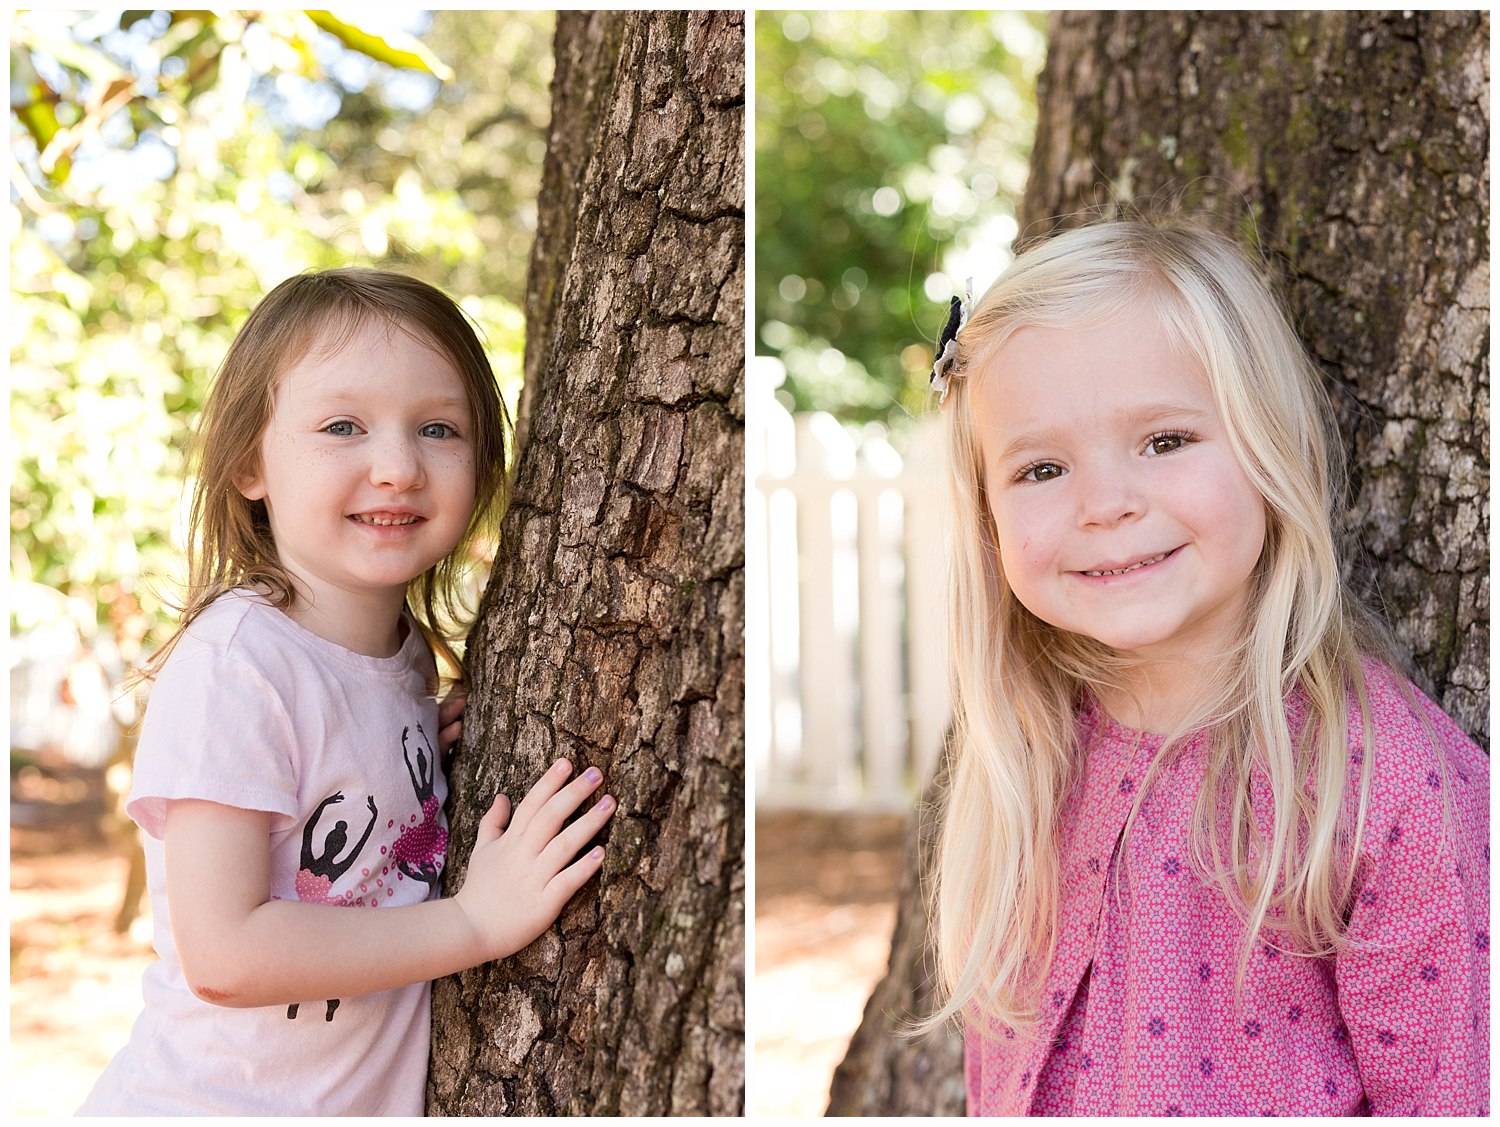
281;725;449;1023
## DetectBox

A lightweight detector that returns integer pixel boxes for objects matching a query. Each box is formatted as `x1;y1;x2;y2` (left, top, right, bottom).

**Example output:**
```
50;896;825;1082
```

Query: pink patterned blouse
965;664;1489;1116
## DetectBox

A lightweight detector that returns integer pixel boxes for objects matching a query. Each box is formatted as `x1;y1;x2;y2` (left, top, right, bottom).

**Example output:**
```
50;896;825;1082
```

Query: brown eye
1147;433;1189;456
1021;461;1064;483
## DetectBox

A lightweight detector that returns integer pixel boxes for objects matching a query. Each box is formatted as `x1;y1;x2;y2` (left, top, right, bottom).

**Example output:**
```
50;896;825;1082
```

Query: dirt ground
752;808;908;1118
10;763;156;1118
9;764;907;1118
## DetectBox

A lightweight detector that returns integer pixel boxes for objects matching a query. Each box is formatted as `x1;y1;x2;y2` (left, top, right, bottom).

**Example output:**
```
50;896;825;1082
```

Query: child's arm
165;759;613;1008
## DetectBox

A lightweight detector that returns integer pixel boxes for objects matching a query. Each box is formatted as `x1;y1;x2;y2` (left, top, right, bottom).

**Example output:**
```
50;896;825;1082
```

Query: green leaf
14;99;56;148
302;11;454;81
10;64;71;182
11;51;60;146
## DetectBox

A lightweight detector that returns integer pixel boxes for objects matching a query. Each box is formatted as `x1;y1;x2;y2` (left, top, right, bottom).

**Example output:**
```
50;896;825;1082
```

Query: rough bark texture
829;10;1488;1115
427;10;745;1117
826;756;965;1116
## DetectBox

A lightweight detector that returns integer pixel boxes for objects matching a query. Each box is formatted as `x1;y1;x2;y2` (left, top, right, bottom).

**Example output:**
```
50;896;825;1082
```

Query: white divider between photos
749;357;950;811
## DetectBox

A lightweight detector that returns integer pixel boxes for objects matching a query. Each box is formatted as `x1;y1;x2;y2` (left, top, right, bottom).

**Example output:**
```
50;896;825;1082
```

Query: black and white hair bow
930;277;973;403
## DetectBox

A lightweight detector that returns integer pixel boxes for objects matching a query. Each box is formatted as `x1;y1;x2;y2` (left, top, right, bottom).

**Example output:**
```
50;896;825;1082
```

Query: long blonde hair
147;268;511;681
927;218;1395;1035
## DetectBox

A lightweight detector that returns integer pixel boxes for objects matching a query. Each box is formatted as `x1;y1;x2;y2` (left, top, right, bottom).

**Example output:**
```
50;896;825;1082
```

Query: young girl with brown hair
81;269;616;1115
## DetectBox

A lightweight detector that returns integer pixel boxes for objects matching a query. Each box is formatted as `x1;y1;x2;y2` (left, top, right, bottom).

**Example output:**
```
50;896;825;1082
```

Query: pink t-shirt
965;664;1489;1115
79;590;449;1116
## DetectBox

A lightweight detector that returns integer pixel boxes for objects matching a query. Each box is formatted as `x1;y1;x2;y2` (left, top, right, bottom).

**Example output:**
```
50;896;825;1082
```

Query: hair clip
930;277;973;403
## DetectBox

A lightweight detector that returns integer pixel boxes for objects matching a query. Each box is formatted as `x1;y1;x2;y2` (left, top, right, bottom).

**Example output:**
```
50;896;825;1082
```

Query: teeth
354;514;419;527
1084;551;1168;577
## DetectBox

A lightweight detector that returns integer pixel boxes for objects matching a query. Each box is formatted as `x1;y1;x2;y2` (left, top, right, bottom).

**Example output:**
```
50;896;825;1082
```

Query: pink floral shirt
965;665;1489;1116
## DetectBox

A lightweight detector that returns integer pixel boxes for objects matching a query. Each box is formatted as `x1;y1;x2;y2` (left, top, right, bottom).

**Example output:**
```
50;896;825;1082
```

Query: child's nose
1075;463;1142;527
369;434;424;490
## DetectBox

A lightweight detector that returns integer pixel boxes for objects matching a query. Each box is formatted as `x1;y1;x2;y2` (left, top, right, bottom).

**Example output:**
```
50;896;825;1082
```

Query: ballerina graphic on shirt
284;726;447;1022
294;792;379;905
287;791;377;1021
391;724;447;889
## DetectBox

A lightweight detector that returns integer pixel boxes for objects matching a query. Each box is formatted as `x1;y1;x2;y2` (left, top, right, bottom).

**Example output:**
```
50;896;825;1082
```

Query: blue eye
324;420;356;436
421;422;457;439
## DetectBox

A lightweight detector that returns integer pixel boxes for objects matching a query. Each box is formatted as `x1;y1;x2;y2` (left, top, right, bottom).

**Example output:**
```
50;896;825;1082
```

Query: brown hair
149;267;510;682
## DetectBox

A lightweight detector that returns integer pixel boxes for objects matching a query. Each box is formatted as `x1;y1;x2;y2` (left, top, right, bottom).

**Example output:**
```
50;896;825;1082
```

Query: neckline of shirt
224;587;425;674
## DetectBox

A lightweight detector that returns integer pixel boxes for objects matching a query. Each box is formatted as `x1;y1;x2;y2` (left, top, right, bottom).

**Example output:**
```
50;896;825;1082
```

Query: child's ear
233;461;267;501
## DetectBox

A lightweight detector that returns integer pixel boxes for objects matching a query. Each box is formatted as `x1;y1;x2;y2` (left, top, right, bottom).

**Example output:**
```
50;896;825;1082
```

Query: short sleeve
1334;686;1489;1115
127;645;300;839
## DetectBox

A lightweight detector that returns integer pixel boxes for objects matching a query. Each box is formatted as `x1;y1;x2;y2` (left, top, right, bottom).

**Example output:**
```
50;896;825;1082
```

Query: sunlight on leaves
10;10;553;664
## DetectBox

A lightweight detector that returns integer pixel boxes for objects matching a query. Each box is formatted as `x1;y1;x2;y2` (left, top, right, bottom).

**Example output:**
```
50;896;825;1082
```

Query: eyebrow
992;402;1212;464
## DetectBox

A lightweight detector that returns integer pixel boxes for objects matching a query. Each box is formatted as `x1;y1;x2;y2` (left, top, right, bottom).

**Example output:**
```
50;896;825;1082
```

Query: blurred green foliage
10;10;553;658
755;10;1046;429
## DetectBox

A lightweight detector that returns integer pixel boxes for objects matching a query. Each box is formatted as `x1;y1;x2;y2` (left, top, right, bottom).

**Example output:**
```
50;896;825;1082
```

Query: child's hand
453;759;615;963
437;691;466;756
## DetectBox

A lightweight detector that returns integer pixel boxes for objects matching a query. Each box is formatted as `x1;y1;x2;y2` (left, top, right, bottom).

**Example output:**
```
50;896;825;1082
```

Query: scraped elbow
189;980;242;1007
179;948;263;1008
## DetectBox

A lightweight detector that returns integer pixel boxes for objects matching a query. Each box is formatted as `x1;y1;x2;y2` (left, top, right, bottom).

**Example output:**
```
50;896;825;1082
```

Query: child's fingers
438;691;468;728
474;792;512;849
436;693;467;756
539;792;616;872
545;844;607;905
526;766;606;845
507;759;575;836
438;716;463;753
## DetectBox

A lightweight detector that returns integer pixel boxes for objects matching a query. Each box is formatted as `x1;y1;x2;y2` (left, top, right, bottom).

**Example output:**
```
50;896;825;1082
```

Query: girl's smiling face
971;304;1268;672
235;320;477;643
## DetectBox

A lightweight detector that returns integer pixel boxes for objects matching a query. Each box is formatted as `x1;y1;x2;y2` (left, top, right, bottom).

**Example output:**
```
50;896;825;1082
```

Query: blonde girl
82;269;616;1115
927;219;1487;1115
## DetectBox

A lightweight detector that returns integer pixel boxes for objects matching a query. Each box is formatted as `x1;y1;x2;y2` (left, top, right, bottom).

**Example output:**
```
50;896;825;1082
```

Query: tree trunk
826;753;965;1116
829;9;1488;1114
427;10;745;1117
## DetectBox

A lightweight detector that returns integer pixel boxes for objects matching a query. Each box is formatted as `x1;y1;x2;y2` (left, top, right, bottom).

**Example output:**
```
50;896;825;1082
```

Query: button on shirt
965;665;1489;1116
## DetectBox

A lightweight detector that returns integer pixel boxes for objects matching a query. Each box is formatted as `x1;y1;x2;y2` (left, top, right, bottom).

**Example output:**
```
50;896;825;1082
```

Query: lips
1079;549;1174;577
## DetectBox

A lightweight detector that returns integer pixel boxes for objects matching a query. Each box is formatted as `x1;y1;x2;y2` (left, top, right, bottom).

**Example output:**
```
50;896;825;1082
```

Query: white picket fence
748;357;950;810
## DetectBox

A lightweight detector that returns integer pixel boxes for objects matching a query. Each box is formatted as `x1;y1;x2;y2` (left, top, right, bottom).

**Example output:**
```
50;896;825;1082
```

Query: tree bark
829;9;1488;1115
427;10;745;1117
826;754;965;1116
